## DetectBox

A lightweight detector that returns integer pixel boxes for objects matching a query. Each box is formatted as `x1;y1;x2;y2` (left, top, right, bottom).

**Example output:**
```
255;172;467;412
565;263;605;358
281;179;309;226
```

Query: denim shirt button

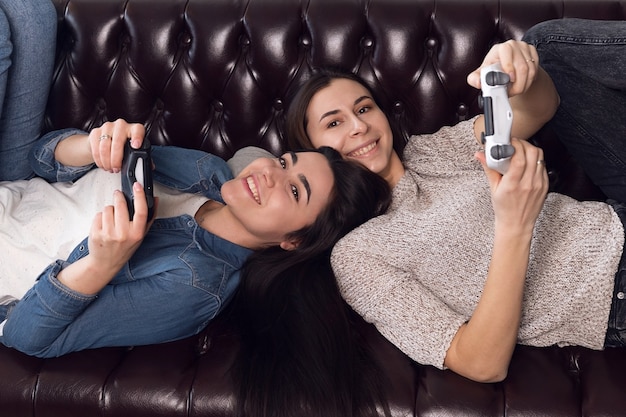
618;291;625;300
187;221;194;228
79;245;85;251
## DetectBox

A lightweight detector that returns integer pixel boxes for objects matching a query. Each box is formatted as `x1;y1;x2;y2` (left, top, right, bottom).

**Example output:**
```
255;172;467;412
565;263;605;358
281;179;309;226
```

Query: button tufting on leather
273;99;283;111
393;101;404;114
361;37;373;49
457;103;468;118
196;334;211;355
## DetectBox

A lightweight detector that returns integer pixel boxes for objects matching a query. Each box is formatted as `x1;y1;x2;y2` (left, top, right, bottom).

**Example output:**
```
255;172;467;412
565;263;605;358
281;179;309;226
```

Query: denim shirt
1;129;252;358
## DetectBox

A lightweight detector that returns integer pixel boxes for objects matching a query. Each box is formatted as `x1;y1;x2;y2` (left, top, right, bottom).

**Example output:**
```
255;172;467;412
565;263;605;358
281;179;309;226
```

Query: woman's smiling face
220;151;334;248
304;78;396;178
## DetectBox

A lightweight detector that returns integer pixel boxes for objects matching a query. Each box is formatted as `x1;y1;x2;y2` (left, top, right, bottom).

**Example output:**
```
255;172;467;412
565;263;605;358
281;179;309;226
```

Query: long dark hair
229;145;393;417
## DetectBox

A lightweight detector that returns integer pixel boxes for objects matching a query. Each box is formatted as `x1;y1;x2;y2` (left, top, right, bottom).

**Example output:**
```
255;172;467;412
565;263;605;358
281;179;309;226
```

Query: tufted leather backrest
48;0;626;198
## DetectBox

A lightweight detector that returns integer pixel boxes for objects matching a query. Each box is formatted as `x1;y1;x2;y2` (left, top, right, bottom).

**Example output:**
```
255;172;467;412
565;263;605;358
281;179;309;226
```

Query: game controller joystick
479;62;514;174
121;138;154;220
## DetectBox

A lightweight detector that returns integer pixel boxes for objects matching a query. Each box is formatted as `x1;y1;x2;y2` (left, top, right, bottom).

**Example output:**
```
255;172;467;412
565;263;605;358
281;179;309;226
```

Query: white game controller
479;63;514;174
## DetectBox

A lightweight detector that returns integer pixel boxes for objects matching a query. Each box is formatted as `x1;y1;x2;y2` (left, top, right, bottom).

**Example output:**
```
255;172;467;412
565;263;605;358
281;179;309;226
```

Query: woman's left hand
467;40;539;98
57;182;154;296
469;39;559;144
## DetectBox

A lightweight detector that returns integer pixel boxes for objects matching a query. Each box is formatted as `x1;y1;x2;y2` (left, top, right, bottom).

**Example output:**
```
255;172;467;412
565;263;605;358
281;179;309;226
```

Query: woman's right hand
445;138;549;382
53;119;146;169
88;119;146;173
476;138;548;235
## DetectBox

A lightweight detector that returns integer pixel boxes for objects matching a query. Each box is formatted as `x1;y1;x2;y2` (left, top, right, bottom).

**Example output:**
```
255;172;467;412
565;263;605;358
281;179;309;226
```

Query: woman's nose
349;115;367;136
261;164;281;187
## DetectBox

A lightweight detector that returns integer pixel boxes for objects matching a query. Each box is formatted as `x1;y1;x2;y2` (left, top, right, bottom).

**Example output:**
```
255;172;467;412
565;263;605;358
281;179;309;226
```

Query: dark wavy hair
228;145;393;417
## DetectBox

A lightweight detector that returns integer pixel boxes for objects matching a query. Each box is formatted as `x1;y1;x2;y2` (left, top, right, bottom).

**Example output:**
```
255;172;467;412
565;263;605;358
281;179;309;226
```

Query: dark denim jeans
524;18;626;202
605;201;626;347
524;19;626;346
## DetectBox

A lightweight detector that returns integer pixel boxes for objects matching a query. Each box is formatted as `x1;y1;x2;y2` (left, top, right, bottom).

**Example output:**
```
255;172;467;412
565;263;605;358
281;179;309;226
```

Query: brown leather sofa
1;0;625;416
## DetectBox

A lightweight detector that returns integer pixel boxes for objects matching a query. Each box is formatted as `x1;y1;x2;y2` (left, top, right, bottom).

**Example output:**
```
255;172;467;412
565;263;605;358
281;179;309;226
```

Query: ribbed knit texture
331;118;624;369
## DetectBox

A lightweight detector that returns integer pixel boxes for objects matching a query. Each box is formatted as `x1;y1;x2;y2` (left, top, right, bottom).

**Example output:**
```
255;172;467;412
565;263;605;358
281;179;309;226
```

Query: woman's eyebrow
318;95;372;122
289;151;312;204
353;95;371;106
319;109;339;123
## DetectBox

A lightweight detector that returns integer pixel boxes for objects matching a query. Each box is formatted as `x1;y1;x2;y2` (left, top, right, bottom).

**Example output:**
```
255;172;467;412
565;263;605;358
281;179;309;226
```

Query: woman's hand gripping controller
479;63;514;175
121;139;155;220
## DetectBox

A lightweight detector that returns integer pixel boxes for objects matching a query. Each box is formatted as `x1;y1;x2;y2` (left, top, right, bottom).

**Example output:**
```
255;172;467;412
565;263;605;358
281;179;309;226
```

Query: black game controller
121;138;154;220
479;63;514;174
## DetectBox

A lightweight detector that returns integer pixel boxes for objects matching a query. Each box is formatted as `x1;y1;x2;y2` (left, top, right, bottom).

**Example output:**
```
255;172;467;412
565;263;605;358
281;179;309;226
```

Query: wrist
54;134;94;166
57;255;119;296
493;221;535;242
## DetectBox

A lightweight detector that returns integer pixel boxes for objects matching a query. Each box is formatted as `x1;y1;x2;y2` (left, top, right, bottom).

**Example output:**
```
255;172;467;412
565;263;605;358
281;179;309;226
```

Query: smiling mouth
246;176;261;204
348;140;377;157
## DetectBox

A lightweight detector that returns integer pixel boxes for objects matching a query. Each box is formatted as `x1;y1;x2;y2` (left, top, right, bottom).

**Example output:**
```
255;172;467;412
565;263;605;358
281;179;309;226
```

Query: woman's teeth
349;141;376;157
247;177;261;204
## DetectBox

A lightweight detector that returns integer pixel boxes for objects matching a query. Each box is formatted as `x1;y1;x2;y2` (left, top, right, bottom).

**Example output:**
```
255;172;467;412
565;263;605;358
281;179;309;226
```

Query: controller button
490;144;515;160
486;71;511;86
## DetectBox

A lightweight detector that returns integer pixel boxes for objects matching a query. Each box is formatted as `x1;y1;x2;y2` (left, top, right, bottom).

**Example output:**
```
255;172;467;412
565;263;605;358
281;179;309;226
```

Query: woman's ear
279;238;301;251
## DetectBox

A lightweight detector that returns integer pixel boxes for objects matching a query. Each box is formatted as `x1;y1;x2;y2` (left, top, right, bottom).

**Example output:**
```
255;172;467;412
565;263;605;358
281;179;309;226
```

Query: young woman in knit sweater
280;19;626;384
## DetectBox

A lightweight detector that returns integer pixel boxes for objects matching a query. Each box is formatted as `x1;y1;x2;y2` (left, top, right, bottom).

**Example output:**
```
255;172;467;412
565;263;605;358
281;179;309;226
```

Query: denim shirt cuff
35;260;97;318
28;128;94;182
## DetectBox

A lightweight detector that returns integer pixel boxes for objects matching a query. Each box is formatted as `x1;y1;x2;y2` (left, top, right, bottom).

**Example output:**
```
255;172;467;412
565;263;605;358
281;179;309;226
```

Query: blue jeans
523;19;626;347
0;0;56;181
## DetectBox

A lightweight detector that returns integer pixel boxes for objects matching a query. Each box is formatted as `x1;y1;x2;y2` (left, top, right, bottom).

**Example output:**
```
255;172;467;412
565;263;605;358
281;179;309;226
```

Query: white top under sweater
331;118;625;369
0;170;207;298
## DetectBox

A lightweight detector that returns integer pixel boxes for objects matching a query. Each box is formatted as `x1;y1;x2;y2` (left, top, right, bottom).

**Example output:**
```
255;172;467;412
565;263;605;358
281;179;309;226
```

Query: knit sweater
331;118;624;369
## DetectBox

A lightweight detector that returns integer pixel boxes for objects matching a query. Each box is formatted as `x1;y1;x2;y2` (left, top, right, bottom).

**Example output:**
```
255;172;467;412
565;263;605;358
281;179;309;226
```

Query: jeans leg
0;0;57;181
604;200;626;347
523;19;626;203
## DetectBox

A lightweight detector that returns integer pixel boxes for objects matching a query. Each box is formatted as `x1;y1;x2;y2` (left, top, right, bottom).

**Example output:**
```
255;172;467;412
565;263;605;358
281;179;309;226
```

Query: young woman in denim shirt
0;1;392;358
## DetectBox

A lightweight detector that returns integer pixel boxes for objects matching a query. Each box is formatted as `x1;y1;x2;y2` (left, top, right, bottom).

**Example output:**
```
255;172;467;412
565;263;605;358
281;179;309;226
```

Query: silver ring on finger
99;134;112;141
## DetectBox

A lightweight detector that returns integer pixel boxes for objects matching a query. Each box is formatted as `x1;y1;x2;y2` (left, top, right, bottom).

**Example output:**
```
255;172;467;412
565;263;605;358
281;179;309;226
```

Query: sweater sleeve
402;117;482;176
330;217;468;369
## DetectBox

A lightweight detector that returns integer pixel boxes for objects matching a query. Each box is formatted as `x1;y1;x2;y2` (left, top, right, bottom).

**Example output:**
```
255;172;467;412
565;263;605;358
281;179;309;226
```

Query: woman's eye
290;184;300;202
327;120;339;128
278;157;286;169
358;106;370;114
